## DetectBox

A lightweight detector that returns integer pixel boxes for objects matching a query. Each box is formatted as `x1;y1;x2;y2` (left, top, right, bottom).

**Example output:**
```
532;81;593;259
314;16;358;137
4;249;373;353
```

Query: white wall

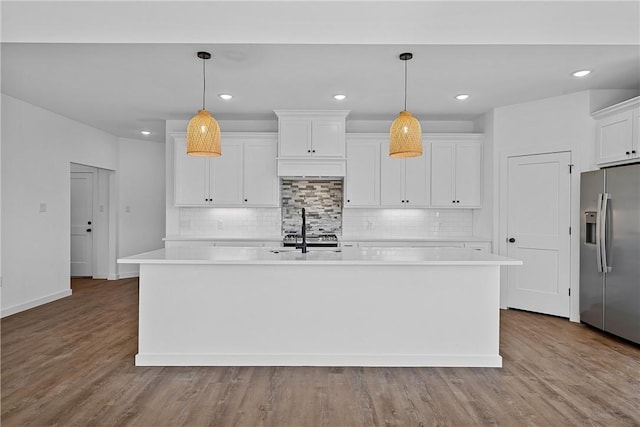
491;90;605;321
117;137;166;278
1;94;118;316
1;96;167;316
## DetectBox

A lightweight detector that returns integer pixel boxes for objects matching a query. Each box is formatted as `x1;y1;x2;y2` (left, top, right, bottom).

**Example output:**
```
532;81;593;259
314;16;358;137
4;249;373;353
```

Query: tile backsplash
177;193;474;239
342;208;473;238
281;179;343;234
178;207;281;237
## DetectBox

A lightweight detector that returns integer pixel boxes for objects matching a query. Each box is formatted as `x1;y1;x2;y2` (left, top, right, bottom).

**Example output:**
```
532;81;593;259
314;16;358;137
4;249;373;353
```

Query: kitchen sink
269;248;341;254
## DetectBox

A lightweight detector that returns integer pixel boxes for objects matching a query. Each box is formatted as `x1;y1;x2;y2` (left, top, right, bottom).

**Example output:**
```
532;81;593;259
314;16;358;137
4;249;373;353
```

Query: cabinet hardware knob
508;237;516;243
626;151;631;155
633;150;637;154
87;221;92;225
86;229;92;232
406;200;409;203
307;149;311;153
347;199;350;203
244;199;248;202
312;150;316;153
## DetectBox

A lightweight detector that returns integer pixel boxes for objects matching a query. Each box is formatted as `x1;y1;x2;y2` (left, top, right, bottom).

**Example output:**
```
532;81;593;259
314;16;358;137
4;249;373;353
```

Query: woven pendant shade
389;110;422;158
186;109;221;157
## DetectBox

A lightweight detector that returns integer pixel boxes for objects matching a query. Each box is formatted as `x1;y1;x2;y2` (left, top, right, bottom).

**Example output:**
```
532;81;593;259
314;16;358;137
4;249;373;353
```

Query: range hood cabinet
277;158;345;177
275;110;349;177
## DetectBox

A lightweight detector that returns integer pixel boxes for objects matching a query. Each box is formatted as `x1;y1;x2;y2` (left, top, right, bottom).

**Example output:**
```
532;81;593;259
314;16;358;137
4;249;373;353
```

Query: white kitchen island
119;246;521;368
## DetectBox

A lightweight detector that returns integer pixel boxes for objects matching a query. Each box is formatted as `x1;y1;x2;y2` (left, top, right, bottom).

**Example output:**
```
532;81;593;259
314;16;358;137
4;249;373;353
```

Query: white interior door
71;172;93;277
506;152;571;317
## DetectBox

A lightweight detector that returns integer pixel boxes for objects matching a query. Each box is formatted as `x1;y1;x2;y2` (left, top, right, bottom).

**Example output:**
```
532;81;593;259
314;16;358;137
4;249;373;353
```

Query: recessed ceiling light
455;94;470;100
219;93;233;100
333;94;347;101
572;70;591;77
140;130;152;135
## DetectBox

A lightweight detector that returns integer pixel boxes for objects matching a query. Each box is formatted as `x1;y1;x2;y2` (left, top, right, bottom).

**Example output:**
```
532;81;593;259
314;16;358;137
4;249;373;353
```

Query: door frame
70;163;117;281
497;148;581;322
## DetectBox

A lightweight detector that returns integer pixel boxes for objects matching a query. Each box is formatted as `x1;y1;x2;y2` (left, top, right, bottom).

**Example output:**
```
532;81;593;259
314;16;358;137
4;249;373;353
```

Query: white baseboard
114;272;139;280
135;353;503;368
1;289;72;318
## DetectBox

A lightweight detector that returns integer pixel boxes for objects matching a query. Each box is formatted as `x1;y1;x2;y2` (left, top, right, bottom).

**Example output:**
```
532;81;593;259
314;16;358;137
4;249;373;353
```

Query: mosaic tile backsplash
281;179;343;234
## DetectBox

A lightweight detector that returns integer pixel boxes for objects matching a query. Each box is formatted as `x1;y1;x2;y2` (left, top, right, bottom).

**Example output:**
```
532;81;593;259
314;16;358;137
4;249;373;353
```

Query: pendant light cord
403;58;408;111
202;57;206;110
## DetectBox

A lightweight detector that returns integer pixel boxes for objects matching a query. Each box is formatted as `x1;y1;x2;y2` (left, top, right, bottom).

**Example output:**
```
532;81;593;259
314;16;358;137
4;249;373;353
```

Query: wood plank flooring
2;278;639;426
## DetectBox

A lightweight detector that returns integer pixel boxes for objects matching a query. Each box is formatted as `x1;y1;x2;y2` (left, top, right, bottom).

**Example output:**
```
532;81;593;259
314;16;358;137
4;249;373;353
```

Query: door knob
508;237;515;243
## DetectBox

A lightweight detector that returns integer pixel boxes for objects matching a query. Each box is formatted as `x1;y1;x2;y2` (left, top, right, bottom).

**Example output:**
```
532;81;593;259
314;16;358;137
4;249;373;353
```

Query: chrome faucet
296;208;308;253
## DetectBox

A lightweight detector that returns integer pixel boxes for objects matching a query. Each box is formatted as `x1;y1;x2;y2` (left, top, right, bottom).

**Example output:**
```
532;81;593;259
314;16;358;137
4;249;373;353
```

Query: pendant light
187;51;221;156
389;52;422;158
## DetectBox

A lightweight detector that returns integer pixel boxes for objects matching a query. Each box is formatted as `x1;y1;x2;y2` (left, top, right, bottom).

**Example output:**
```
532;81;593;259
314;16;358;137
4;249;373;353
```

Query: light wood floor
2;278;639;426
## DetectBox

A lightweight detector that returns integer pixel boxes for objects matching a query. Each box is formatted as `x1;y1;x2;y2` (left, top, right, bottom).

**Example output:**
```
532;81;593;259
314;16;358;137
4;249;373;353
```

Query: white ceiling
1;1;639;143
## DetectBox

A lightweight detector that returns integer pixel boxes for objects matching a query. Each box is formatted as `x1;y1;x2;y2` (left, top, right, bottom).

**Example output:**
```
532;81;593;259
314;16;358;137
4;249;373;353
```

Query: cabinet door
430;142;456;207
174;137;209;206
210;141;243;205
244;140;278;206
279;119;311;157
455;142;481;207
597;112;633;164
633;108;640;158
312;119;345;157
345;140;380;207
380;144;405;206
404;150;430;207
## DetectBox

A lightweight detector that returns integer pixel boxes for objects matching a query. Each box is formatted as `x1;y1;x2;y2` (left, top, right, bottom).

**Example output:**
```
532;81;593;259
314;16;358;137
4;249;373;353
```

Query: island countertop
118;246;521;266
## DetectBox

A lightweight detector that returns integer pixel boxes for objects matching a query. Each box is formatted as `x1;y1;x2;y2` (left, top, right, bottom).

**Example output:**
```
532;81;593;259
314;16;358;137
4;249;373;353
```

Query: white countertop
119;246;521;266
163;235;491;243
163;236;283;242
340;236;492;242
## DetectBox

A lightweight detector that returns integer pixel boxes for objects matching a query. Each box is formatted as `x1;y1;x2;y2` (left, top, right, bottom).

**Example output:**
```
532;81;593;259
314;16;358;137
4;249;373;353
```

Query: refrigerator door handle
596;193;603;273
601;192;612;273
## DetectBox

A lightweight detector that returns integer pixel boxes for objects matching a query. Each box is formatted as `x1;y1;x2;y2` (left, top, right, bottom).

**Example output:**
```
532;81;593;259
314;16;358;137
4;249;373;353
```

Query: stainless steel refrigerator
580;163;640;344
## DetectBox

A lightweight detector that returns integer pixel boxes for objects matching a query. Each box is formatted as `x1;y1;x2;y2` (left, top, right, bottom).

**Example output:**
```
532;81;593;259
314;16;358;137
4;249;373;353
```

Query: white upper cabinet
593;97;640;165
209;141;243;205
174;134;278;207
430;135;482;208
243;138;279;206
380;141;430;207
175;139;210;206
345;136;381;207
275;110;349;158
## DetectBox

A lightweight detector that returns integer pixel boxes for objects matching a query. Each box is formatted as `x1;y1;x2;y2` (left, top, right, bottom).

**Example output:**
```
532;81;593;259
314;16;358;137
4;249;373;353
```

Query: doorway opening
70;163;116;285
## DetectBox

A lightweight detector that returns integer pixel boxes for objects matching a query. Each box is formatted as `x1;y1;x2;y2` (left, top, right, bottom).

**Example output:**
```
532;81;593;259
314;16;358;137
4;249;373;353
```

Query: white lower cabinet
464;242;492;252
342;240;490;250
165;240;277;248
173;133;278;207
